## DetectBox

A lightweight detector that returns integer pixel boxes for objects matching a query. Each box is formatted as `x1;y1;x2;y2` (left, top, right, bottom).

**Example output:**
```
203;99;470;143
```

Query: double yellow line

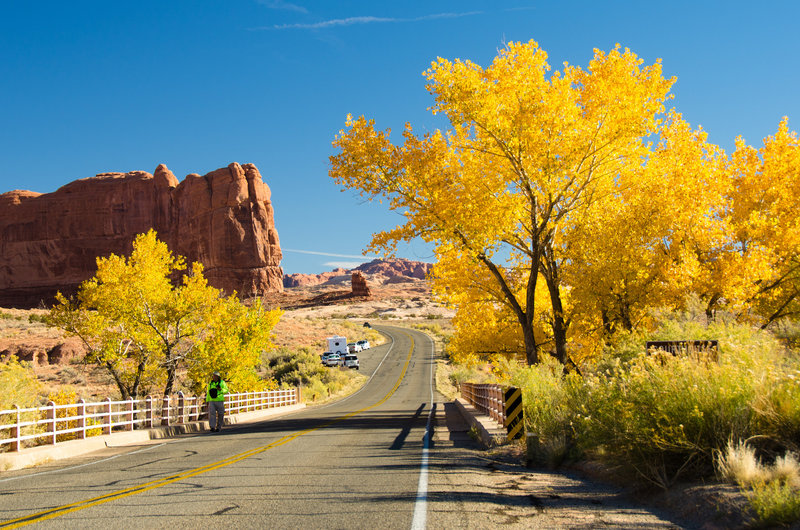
1;332;415;529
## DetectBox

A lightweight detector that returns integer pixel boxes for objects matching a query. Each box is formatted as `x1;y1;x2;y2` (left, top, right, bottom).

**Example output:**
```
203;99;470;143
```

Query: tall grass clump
715;441;800;526
501;356;582;466
574;351;756;488
571;312;800;489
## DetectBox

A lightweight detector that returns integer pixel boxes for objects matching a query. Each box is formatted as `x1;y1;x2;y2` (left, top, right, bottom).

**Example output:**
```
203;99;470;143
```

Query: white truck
327;335;348;355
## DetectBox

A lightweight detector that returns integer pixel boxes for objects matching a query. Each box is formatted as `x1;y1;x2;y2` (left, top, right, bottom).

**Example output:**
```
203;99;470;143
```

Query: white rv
327;335;348;354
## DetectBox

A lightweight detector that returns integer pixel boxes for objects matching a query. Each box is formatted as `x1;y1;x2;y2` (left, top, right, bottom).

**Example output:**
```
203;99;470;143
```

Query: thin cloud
257;0;308;14
258;11;482;30
282;248;380;260
324;261;364;269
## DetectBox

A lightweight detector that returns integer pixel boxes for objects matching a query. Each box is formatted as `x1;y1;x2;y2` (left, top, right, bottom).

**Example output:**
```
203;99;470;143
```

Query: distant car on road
343;354;359;370
356;340;370;350
321;352;341;367
347;342;362;353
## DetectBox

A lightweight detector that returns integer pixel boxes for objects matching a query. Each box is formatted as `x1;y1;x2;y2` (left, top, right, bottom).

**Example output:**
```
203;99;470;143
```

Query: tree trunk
543;258;568;365
106;361;130;400
522;319;539;366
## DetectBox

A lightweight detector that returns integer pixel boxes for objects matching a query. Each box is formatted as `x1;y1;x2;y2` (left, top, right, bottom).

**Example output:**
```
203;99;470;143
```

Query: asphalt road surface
0;325;440;529
0;325;683;529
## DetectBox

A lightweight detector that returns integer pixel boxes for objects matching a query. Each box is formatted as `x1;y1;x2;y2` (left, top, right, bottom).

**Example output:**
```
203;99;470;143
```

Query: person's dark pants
209;401;225;430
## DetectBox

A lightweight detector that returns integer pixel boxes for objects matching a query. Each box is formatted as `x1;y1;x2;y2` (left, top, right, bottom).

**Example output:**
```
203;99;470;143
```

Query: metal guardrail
460;383;525;441
0;388;300;453
460;382;506;425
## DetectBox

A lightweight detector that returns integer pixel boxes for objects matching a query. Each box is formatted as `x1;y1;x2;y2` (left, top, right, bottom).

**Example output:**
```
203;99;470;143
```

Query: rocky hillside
283;259;432;288
0;163;283;308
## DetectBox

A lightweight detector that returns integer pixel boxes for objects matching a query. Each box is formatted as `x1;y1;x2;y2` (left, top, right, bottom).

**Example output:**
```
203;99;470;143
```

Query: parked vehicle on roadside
356;340;370;350
347;342;362;353
321;352;341;367
344;354;359;370
327;336;348;354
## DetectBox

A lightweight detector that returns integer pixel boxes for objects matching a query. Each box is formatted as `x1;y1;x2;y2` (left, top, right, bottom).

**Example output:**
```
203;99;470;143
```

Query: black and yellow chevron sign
503;386;524;441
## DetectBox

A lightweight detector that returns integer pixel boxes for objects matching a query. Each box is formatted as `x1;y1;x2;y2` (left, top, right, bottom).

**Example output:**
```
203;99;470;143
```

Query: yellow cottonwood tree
331;41;674;365
48;230;281;398
564;111;729;339
726;119;800;325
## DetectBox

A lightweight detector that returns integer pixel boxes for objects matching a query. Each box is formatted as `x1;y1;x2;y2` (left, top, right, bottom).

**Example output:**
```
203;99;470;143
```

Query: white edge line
411;331;435;530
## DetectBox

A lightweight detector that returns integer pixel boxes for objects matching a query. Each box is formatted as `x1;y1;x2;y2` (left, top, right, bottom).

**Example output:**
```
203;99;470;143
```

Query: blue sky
1;1;798;274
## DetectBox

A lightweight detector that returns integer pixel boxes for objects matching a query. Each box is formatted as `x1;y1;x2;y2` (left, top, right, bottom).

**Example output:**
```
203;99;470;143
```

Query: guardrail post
177;392;185;424
494;386;502;424
125;398;134;431
145;396;153;428
103;397;112;435
76;399;86;440
46;401;57;445
161;395;171;426
296;386;301;404
10;405;20;452
193;395;200;422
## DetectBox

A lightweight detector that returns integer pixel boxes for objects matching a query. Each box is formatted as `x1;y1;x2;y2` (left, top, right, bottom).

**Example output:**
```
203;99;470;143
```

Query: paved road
0;325;438;529
0;324;684;529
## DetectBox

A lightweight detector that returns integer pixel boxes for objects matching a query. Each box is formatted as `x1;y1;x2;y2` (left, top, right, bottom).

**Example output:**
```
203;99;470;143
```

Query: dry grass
716;441;800;488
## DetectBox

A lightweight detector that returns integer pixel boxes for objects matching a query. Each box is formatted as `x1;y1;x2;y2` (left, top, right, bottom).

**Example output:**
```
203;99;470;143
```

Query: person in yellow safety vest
206;372;229;432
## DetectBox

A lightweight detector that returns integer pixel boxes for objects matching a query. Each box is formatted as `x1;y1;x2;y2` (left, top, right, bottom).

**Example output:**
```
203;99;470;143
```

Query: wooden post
145;396;153;428
160;395;170;426
125;398;134;431
177;392;185;424
193;395;200;422
103;397;112;435
46;401;57;445
10;405;20;452
76;399;86;440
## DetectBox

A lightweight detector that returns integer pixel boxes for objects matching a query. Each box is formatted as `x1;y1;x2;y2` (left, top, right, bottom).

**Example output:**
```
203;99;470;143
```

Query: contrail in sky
257;11;482;30
282;248;381;260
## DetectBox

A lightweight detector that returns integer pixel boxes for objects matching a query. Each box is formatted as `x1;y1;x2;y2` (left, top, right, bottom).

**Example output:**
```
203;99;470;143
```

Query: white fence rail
0;389;300;453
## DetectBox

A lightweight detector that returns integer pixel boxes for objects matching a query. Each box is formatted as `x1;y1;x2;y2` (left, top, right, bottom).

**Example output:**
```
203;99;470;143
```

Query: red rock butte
0;162;283;308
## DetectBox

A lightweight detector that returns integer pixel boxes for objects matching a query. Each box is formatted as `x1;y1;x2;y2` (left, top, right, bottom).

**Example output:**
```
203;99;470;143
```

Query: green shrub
572;313;799;489
0;356;42;410
263;347;354;402
770;318;800;351
506;357;582;466
746;479;800;528
1;356;43;448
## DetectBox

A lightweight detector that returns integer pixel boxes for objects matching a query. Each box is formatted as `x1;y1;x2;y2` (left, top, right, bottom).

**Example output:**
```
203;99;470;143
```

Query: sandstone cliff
0;163;283;308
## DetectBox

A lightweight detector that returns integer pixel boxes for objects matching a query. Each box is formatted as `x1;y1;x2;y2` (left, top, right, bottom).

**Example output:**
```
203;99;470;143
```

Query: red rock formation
355;258;431;280
283;268;351;288
351;271;372;297
0;163;283;308
283;259;432;288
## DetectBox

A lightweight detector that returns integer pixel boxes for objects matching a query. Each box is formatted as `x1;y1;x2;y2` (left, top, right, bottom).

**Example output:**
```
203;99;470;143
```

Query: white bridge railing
0;388;300;453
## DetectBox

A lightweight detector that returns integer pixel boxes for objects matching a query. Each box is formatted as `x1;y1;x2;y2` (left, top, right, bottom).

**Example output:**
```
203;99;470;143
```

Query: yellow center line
1;332;415;529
